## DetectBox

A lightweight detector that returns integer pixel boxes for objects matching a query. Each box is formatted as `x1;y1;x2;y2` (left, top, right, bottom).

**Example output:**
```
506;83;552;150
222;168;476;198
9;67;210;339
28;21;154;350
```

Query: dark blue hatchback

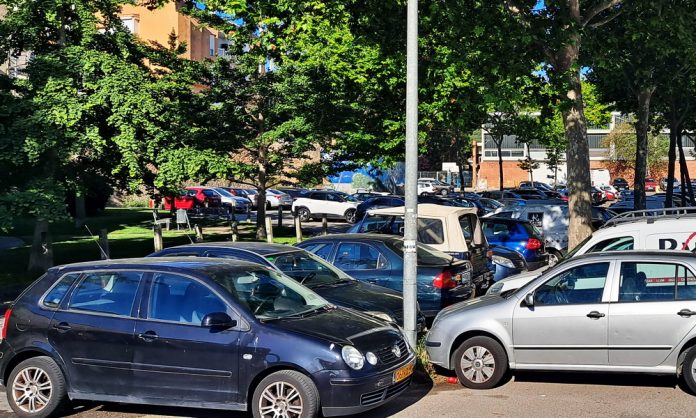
0;258;415;418
481;217;548;271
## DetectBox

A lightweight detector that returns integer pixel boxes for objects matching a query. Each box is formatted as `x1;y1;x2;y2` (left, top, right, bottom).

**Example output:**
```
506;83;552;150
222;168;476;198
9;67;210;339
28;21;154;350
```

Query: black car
480;190;523;200
296;234;474;318
612;177;630;191
0;258;415;418
277;187;308;200
149;242;425;328
355;195;467;222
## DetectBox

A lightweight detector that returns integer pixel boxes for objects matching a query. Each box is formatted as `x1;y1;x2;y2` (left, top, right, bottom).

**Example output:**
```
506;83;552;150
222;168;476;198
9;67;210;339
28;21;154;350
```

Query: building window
209;35;216;56
121;16;139;34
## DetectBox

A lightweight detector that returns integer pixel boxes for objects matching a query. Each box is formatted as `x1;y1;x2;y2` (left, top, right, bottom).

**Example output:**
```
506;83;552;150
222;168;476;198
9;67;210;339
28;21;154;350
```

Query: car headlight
342;345;365;370
492;255;515;269
364;311;394;323
489;281;503;294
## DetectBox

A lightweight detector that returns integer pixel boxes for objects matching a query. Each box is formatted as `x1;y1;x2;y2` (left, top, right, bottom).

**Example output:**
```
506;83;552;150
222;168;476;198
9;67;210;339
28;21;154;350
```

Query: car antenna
84;224;110;260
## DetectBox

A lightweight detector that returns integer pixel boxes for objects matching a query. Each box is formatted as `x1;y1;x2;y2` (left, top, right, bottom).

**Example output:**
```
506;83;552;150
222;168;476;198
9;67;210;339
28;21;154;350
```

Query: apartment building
119;1;229;61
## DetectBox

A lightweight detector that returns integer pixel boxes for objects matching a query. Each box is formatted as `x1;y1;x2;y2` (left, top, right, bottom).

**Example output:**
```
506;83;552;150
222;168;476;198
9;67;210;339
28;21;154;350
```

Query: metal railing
601;207;696;229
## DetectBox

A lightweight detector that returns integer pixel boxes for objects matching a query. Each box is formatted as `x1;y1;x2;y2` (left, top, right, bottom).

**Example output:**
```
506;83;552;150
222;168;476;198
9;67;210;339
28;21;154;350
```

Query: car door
132;272;243;404
333;242;391;288
608;261;696;367
512;261;613;366
325;193;346;218
48;271;143;396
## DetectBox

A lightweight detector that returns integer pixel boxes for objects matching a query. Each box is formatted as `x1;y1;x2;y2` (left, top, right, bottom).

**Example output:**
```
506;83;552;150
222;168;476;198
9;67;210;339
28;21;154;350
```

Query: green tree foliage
602;123;668;179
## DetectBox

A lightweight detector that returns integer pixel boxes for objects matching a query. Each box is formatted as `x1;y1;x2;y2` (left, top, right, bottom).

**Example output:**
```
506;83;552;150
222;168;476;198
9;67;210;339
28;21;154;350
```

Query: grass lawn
0;208;298;299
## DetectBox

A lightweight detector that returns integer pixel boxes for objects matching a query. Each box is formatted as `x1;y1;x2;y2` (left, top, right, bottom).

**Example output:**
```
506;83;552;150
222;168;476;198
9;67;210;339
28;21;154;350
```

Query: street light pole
403;0;419;349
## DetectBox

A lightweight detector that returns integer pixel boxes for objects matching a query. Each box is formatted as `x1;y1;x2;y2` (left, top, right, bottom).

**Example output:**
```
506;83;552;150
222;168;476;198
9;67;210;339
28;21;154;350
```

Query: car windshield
214;188;235;197
387;240;455;266
210;267;329;320
245;189;258;195
265;251;353;287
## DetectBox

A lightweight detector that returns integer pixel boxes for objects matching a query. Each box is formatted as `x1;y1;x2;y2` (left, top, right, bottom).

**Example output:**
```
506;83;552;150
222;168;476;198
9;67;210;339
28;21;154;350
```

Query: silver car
426;251;696;393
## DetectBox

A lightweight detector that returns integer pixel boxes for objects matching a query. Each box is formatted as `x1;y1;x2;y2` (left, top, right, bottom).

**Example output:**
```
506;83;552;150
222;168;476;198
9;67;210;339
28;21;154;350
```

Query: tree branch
588;10;622;28
582;0;622;27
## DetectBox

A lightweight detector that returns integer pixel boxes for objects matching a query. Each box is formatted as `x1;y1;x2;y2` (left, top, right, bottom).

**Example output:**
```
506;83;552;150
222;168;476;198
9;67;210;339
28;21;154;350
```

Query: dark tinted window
43;273;80;308
309;193;326;200
149;273;228;324
335;243;388;270
68;271;143;316
326;193;343;202
202;190;216;197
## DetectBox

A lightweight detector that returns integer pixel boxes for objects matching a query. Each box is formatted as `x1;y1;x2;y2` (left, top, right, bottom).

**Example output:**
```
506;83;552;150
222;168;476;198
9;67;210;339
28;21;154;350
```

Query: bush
119;195;152;208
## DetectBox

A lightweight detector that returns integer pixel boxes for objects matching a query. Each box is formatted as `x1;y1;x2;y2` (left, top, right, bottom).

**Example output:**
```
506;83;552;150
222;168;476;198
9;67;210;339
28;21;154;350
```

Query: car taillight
1;308;12;340
486;250;493;260
433;271;456;289
526;238;542;250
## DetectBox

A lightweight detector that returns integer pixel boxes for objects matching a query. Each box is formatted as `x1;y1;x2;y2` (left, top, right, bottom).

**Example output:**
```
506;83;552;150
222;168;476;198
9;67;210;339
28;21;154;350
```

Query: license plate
393;361;415;383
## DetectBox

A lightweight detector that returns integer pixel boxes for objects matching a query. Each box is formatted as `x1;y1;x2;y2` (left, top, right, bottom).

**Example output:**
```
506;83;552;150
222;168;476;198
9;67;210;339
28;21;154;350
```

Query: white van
591;168;611;187
489;208;696;294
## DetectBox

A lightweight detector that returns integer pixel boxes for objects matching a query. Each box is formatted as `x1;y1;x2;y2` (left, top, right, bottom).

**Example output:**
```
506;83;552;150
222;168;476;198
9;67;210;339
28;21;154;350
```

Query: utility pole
403;0;419;349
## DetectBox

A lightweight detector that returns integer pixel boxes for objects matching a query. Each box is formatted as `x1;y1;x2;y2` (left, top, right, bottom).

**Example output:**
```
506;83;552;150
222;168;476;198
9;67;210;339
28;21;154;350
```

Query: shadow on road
513;370;682;390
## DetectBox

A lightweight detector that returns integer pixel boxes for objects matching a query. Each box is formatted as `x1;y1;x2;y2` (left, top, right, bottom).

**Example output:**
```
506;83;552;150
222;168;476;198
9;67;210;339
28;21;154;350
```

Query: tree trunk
665;121;678;208
677;135;695;204
561;68;593;249
497;141;504;191
633;89;652;211
256;146;268;241
75;193;86;228
28;219;53;273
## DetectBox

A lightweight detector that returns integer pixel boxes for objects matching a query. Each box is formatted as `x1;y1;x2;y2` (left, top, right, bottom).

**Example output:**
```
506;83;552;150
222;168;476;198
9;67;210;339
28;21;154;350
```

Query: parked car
446;197;485;216
349;204;494;294
510;188;564;201
210;187;252;212
149;242;425;329
591;186;606;204
488;207;696;296
224;188;259;208
163;190;197;210
276;187;308;201
489;203;615;265
296;234;474;317
482;217;548;271
0;258;415;417
266;189;294;209
418;178;454;196
599;185;619;201
355;196;406;222
184;187;224;208
478;198;505;215
426;251;696;394
490;245;528;283
644;177;658;192
608;194;692;214
660;177;680;192
480;190;523;200
612;177;630;191
518;181;554;192
292;190;360;223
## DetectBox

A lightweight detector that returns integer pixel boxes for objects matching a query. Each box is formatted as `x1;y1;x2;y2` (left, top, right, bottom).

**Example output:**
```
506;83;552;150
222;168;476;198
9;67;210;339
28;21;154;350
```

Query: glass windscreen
265;251;353;287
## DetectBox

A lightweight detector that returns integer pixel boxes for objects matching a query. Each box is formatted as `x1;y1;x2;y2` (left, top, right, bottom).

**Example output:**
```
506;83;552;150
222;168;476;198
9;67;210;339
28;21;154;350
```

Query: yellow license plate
393;361;415;383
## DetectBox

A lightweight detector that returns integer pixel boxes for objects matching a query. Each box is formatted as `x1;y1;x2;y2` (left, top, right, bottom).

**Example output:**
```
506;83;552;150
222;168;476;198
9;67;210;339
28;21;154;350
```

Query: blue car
489;245;528;282
296;234;474;318
482;217;548;271
0;258;415;417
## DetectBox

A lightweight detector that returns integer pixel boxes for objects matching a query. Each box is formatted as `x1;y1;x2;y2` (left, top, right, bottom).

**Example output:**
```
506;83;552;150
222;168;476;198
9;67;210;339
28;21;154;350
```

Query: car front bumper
317;355;416;417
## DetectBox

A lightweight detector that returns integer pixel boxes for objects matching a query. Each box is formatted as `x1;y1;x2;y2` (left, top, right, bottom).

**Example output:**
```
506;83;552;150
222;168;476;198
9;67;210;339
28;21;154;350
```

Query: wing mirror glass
201;312;237;329
524;292;535;307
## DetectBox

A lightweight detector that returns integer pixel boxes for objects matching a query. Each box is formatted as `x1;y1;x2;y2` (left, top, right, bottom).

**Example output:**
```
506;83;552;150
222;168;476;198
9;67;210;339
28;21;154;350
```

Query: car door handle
586;311;605;319
52;322;71;332
138;331;159;341
678;309;696;317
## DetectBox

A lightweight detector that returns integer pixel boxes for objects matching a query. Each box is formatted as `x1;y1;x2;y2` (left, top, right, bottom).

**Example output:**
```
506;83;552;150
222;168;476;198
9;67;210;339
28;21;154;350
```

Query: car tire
440;189;448;196
6;356;69;418
345;209;357;224
547;249;562;267
251;370;319;418
453;336;508;390
297;207;311;222
682;347;696;394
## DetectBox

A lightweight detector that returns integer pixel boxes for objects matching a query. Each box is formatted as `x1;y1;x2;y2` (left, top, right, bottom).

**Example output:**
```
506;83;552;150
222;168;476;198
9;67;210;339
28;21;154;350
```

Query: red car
163;190;197;210
644;178;658;192
185;187;223;207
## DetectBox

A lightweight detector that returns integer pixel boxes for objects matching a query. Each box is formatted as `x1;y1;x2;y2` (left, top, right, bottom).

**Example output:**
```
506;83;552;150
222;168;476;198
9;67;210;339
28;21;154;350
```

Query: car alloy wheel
345;209;357;224
12;367;52;414
297;208;311;222
7;356;68;418
547;251;560;267
440;189;448;196
252;370;318;418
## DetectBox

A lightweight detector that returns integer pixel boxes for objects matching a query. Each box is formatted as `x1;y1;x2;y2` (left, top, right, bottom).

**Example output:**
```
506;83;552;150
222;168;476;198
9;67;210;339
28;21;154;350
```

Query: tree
602;123;669;179
517;156;540;183
504;0;624;248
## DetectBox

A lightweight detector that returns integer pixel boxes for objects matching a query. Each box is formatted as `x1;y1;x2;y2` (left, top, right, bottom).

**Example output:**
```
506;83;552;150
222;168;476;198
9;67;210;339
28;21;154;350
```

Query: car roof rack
601;207;696;229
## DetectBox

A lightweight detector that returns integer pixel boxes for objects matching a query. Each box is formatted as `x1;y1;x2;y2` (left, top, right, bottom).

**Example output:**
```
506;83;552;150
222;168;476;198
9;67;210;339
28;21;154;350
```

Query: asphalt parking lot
1;371;694;418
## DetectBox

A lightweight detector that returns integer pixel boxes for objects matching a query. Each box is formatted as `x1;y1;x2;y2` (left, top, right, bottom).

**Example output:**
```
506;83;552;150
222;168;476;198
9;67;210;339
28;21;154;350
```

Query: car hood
434;294;504;322
268;306;402;347
312;281;404;317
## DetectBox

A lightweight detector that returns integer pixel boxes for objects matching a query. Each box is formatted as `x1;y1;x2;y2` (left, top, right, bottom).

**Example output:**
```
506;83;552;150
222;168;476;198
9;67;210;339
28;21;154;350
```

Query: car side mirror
201;312;237;329
524;292;535;307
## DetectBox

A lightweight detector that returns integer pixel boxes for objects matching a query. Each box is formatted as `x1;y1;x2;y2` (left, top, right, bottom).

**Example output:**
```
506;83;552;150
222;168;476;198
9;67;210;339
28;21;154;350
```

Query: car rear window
387;241;455;266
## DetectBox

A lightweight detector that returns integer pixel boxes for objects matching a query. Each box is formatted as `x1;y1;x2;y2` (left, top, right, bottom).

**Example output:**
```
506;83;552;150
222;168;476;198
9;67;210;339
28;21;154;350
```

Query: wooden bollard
99;229;110;260
194;224;204;242
153;224;163;252
230;221;239;242
277;205;283;228
265;216;274;243
322;215;328;236
294;214;303;242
